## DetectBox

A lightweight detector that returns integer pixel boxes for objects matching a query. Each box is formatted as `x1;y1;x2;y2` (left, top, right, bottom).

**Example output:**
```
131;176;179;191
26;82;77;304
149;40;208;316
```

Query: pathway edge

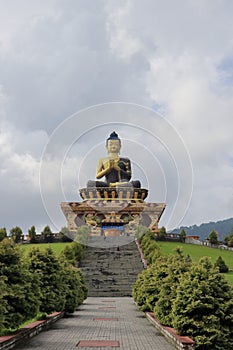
145;312;195;350
0;312;64;350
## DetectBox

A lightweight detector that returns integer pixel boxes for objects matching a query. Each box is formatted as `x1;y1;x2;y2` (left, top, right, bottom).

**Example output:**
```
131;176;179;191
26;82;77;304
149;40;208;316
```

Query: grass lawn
157;241;233;285
225;271;233;285
20;242;71;256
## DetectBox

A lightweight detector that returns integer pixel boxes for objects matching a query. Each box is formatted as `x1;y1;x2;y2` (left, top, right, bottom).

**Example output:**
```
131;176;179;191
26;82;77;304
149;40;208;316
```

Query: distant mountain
171;217;233;242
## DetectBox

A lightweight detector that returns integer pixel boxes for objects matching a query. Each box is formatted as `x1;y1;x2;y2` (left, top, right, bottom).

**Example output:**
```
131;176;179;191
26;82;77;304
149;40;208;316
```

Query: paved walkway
15;297;175;350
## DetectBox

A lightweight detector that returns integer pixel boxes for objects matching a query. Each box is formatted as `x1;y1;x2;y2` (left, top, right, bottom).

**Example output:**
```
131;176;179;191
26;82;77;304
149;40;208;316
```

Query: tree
0;276;7;333
153;252;192;325
214;256;229;273
27;246;87;315
138;231;160;265
41;225;53;243
9;226;23;243
135;225;148;239
28;225;36;243
172;257;233;349
27;247;66;314
59;227;72;242
63;264;88;313
138;230;155;244
0;228;7;242
224;231;233;247
60;242;85;266
75;225;91;245
133;256;171;312
159;226;167;240
0;239;40;329
71;242;85;262
208;230;218;245
180;229;186;242
60;245;76;266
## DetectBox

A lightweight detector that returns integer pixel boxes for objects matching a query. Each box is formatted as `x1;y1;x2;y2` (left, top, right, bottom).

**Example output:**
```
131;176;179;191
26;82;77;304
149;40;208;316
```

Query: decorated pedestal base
61;188;166;237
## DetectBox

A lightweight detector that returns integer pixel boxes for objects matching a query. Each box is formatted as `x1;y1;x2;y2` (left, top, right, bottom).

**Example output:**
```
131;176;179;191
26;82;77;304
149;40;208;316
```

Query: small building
185;235;202;244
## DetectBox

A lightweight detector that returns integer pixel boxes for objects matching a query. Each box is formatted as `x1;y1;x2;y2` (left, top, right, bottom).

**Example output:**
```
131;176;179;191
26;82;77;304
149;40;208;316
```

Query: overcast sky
0;0;233;233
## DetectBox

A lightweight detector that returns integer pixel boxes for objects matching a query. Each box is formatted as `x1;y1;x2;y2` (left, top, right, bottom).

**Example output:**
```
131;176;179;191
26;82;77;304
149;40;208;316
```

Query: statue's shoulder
97;157;109;165
98;156;108;162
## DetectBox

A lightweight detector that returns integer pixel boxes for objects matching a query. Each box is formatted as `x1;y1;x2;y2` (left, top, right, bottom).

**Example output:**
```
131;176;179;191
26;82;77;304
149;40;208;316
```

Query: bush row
138;230;161;265
133;232;233;350
0;239;87;334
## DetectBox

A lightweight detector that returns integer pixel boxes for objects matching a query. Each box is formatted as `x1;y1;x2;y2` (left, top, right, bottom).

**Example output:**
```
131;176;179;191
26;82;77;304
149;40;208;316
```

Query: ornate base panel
61;200;166;236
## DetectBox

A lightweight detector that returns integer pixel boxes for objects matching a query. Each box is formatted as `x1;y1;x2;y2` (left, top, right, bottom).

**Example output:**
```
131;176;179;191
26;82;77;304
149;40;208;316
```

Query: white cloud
105;1;142;61
0;0;233;232
0;121;49;231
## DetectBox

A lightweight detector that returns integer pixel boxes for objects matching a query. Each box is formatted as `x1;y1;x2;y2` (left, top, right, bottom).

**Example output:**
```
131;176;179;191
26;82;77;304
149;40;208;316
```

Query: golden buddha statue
87;131;141;188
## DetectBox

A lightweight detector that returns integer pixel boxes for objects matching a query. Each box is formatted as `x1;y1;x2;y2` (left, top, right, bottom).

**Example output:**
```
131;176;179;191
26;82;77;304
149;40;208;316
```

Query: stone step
85;275;139;279
85;280;138;286
81;237;144;297
83;270;141;274
83;275;141;281
82;274;141;279
85;284;137;289
87;291;132;297
85;277;136;285
81;265;142;270
87;285;135;290
82;255;141;261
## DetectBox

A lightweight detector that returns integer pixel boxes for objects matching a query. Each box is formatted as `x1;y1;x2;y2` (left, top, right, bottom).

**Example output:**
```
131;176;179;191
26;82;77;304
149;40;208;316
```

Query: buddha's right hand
109;159;115;169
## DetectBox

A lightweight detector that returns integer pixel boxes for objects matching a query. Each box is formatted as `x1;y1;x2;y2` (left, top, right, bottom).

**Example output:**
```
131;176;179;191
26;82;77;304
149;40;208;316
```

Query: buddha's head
106;131;121;154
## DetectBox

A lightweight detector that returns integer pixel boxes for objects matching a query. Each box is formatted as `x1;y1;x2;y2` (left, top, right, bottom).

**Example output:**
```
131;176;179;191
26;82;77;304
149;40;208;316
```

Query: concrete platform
14;297;175;350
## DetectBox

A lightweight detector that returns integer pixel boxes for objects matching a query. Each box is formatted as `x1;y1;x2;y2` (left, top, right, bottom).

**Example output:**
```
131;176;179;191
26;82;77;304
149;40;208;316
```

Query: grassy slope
20;242;71;256
20;241;233;285
157;242;233;285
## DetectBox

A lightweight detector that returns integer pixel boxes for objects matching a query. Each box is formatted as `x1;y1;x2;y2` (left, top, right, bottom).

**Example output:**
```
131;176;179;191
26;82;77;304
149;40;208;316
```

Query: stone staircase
80;236;144;297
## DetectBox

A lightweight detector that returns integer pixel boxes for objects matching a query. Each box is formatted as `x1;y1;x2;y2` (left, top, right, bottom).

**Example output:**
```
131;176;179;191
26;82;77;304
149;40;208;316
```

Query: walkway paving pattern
15;297;175;350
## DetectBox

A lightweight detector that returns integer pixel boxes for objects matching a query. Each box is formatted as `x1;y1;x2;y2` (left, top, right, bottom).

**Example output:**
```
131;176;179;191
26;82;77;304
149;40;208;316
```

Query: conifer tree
62;263;87;313
9;226;23;243
154;251;192;325
27;247;66;314
59;226;72;242
28;225;36;243
71;241;85;262
41;225;54;243
208;230;218;245
159;226;167;240
0;276;7;333
0;228;7;242
60;245;76;266
138;231;160;265
214;256;229;273
224;231;233;247
133;256;170;311
180;229;186;242
0;239;40;329
172;257;233;349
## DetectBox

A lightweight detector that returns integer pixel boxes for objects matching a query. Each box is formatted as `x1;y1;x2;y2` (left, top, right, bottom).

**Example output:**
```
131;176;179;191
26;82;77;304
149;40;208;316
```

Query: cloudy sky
0;0;233;233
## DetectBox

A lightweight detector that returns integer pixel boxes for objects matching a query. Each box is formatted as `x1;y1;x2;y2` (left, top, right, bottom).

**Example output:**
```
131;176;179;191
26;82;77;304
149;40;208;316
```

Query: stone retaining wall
135;238;149;269
146;312;195;350
0;312;64;350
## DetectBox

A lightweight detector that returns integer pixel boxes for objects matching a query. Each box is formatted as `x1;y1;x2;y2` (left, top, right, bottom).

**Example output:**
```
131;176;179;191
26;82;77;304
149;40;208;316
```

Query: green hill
20;242;71;255
157;241;233;285
171;217;233;241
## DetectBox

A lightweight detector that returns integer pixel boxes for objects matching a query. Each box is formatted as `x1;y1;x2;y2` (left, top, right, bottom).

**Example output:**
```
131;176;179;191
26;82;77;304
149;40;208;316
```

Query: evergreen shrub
0;239;40;331
133;232;233;349
172;257;233;349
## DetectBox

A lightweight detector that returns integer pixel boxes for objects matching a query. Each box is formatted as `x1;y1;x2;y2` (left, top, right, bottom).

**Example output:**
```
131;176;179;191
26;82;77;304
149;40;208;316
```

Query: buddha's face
106;139;121;154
